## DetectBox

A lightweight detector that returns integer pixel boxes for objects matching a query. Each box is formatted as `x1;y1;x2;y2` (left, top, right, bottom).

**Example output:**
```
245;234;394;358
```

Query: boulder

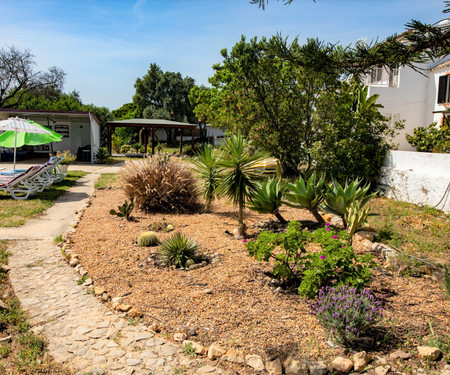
306;361;329;375
374;366;390;375
266;358;283;375
389;350;411;360
417;346;441;360
329;357;353;374
354;231;375;242
353;351;371;372
245;354;265;372
221;347;245;364
207;343;226;360
283;357;309;375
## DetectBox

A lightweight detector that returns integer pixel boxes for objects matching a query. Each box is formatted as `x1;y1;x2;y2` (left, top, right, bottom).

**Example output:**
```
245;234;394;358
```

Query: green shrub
120;144;132;154
56;149;76;165
95;147;110;163
247;177;287;223
131;143;141;153
138;231;160;247
406;122;450;153
245;221;374;298
160;232;203;269
285;173;326;225
311;285;384;347
120;155;199;213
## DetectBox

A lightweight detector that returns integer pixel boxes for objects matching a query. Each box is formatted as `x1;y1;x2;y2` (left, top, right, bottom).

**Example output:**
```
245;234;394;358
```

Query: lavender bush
310;285;384;347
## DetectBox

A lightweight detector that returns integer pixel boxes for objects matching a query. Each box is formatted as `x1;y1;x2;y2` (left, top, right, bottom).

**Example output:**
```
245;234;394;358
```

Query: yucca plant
192;144;221;211
284;173;326;225
323;179;376;228
109;198;135;221
345;201;371;238
95;147;110;163
160;232;203;269
216;132;267;237
247;177;287;224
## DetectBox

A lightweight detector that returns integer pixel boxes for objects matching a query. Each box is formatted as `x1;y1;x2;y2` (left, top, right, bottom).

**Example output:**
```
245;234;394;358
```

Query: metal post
179;128;183;154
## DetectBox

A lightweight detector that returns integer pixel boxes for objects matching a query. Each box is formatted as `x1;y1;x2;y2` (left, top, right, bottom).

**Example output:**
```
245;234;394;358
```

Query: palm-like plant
192;144;221;211
247;177;287;224
323;179;376;228
216;132;266;236
284;173;326;225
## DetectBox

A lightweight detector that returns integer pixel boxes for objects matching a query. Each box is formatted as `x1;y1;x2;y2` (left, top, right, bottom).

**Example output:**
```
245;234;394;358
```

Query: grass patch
95;172;117;189
0;241;68;374
0;170;88;227
368;197;449;263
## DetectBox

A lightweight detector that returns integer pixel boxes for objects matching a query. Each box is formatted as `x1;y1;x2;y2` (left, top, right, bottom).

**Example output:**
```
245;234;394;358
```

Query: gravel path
4;167;226;375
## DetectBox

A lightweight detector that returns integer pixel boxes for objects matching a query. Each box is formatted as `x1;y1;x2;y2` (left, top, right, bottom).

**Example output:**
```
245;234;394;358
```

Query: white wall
378;150;450;213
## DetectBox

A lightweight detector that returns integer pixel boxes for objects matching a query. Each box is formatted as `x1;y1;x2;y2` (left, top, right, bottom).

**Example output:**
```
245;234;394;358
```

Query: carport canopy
105;118;197;155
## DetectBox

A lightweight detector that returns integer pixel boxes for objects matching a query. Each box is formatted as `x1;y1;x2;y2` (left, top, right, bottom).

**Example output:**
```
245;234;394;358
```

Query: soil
67;188;450;373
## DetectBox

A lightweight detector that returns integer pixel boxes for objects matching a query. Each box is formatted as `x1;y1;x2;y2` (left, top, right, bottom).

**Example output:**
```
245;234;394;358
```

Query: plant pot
58;164;69;174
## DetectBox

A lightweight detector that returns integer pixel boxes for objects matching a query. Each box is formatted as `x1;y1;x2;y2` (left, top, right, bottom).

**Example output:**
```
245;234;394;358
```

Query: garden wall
378;150;450;213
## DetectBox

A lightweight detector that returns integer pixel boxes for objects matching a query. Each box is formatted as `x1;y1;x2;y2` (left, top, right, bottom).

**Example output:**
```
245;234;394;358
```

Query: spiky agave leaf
160;232;203;269
247;177;287;223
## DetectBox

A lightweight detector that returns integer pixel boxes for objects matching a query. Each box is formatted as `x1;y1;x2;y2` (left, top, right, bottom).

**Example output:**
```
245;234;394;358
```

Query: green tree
111;103;142;120
216;132;266;237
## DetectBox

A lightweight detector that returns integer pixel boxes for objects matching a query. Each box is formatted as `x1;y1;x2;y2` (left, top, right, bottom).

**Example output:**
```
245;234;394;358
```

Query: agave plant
345;201;370;238
192;144;221;211
323;179;376;228
284;173;326;225
160;232;203;269
216;132;267;237
247;177;287;224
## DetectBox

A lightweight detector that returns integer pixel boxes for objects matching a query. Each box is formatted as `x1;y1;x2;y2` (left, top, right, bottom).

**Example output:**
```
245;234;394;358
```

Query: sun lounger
0;165;43;200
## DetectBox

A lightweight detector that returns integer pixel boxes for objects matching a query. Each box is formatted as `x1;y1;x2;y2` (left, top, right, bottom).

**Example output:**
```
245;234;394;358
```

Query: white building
0;109;101;163
365;19;450;151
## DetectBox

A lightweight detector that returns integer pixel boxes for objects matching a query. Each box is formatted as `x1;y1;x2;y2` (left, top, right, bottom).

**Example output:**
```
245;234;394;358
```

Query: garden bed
66;188;450;373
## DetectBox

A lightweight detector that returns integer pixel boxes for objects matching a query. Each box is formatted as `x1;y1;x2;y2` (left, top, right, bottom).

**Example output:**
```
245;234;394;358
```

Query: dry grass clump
119;154;200;213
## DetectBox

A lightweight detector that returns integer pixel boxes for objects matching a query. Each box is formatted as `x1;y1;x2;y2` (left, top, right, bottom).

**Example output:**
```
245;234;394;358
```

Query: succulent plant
109;198;135;221
247;177;287;223
160;232;203;269
138;231;160;247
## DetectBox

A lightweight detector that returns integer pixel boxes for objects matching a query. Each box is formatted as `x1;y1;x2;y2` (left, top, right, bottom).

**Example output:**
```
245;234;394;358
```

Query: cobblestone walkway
5;170;226;375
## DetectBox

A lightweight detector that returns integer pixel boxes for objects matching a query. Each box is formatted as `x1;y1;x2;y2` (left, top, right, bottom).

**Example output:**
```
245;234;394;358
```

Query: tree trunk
309;208;325;225
238;193;246;237
274;210;287;224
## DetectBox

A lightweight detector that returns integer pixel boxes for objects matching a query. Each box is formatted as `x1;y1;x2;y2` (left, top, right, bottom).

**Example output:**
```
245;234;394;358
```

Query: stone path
3;166;226;375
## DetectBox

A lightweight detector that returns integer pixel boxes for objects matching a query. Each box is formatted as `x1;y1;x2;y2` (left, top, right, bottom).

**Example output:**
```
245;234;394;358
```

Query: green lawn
367;197;449;263
95;173;118;189
0;171;88;227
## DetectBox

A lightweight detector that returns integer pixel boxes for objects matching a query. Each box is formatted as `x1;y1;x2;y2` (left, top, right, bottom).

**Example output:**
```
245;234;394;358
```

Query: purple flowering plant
310;285;384;347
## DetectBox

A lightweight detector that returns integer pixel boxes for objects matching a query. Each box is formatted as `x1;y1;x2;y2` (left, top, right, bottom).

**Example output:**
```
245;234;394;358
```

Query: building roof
0;108;101;124
429;57;450;72
106;118;197;128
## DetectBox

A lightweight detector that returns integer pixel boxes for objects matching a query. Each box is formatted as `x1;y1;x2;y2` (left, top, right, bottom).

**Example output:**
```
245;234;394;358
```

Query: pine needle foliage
120;154;199;213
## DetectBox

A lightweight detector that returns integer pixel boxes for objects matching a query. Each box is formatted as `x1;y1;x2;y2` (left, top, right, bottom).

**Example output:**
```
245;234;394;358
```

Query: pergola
105;119;197;155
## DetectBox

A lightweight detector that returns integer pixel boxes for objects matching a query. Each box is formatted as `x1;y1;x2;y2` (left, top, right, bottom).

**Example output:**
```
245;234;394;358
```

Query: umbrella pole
13;130;17;177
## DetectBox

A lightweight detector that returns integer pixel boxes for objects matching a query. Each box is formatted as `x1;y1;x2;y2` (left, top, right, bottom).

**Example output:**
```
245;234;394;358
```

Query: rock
166;224;175;232
115;304;132;312
196;365;218;374
221;347;245;364
174;332;186;342
101;293;109;302
353;351;371;372
372;243;397;259
182;340;207;355
389;350;411;360
245;354;265;371
329;357;353;374
417;346;441;360
330;216;344;227
207;343;226;360
322;214;334;223
150;322;161;332
375;356;388;365
94;286;106;296
78;267;88;276
353;239;374;252
374;365;390;375
307;361;329;375
127;308;142;318
441;364;450;375
283;357;309;375
201;289;213;295
84;277;93;286
266;358;283;375
69;258;80;267
354;231;375;242
0;264;10;272
126;358;142;366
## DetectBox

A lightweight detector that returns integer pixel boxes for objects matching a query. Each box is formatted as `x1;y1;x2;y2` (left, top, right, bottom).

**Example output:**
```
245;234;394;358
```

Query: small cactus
138;231;160;247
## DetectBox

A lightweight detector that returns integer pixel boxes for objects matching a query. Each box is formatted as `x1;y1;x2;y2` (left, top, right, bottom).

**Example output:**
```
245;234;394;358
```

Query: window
388;66;399;87
437;74;450;104
370;66;383;84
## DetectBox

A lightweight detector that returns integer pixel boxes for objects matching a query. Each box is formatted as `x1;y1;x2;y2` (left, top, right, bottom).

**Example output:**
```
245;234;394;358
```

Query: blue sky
0;0;446;110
